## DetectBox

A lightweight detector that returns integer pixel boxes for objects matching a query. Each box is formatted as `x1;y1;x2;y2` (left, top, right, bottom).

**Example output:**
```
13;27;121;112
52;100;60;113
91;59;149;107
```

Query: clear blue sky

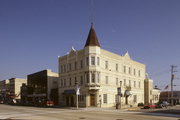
0;0;180;90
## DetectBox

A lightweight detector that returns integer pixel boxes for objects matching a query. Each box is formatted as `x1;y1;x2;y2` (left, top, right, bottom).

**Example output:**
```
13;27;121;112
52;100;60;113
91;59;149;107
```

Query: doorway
70;96;74;107
90;94;95;106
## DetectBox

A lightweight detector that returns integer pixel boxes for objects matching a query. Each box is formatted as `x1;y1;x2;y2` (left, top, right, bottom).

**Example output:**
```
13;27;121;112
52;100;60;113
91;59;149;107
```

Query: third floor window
91;56;95;65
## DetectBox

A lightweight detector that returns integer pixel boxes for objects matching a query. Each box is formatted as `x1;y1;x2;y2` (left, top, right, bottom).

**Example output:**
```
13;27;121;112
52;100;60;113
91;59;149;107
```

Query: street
0;104;179;120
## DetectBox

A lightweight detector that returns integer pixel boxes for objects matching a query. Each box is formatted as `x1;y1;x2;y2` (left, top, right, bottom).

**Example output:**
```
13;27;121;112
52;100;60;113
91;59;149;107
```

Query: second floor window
105;76;108;84
116;78;118;85
75;77;77;85
86;73;89;83
86;57;89;66
124;79;126;86
139;81;141;88
69;78;71;86
105;61;108;69
91;56;95;65
92;73;95;83
97;72;100;83
97;57;100;66
116;64;118;71
81;76;83;85
61;79;63;87
138;70;141;77
129;80;131;87
64;79;66;86
134;69;136;76
74;62;77;70
80;60;83;68
124;66;126;73
129;67;131;74
64;65;66;72
134;81;136;88
69;63;71;71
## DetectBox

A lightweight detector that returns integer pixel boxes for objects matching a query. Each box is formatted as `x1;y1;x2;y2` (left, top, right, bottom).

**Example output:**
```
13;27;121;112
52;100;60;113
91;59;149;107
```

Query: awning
63;89;76;95
27;93;46;97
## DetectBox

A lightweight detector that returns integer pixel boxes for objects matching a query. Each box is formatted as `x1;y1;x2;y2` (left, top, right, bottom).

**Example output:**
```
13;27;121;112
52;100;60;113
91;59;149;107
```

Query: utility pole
170;65;177;106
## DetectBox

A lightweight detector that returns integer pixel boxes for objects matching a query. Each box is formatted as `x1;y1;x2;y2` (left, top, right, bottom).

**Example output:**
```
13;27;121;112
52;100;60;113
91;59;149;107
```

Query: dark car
156;101;170;108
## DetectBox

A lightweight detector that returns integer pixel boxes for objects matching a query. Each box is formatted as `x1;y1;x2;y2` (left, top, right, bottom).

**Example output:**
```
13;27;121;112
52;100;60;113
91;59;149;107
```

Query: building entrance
90;94;95;106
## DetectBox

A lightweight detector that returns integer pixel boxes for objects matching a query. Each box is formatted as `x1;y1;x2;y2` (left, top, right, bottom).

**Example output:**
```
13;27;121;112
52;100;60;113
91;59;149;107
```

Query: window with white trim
91;56;95;65
103;94;107;104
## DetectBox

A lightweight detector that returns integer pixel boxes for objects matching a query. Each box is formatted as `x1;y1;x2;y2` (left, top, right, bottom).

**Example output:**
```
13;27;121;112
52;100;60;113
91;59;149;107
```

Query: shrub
137;103;144;107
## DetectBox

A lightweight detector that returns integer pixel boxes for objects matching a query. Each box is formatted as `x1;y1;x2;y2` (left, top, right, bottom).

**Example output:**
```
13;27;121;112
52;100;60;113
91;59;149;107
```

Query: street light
116;81;122;109
75;81;80;109
119;81;122;109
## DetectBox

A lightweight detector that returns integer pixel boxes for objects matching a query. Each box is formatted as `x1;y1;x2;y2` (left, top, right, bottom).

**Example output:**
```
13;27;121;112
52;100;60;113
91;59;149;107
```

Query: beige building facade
9;78;27;100
58;24;157;107
0;78;26;102
144;75;160;105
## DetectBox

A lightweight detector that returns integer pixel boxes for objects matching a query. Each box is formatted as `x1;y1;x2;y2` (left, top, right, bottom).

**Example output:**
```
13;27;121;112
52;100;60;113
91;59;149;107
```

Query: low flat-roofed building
27;69;59;105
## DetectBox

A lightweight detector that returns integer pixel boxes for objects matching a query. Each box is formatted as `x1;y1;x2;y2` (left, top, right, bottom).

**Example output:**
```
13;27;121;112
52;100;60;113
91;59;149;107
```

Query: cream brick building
144;77;160;105
8;78;27;100
58;24;157;107
0;78;26;103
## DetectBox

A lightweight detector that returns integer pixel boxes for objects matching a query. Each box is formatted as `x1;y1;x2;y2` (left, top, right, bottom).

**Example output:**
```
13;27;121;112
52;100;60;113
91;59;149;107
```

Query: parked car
46;100;54;107
157;101;170;108
0;100;4;104
143;104;158;109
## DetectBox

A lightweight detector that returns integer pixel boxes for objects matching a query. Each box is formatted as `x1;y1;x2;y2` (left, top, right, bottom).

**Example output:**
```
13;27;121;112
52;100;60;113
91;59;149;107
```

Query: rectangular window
61;79;63;87
134;81;136;88
124;79;126;86
138;70;141;77
81;76;83;85
92;73;95;83
124;66;126;73
116;64;118;71
103;94;107;104
61;65;63;73
134;69;136;76
133;95;137;103
105;76;108;84
105;61;108;69
64;65;66;72
97;57;100;66
86;57;89;66
139;81;141;88
75;77;77;85
116;78;118;85
91;56;95;65
115;95;118;103
64;79;66;86
97;72;100;83
80;60;83;68
86;73;89;83
69;78;71;86
129;67;131;74
69;63;71;71
75;62;77;70
129;80;131;87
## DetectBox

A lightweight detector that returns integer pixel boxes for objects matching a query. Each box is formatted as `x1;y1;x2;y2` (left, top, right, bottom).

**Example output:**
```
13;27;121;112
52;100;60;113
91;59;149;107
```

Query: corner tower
84;23;101;55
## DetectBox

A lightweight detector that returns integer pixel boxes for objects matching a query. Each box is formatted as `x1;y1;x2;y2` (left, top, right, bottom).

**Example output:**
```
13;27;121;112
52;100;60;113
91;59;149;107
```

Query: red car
144;104;157;109
46;101;54;107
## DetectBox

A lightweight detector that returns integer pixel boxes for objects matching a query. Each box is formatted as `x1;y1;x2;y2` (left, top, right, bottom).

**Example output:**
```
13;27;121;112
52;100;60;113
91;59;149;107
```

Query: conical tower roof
84;23;100;47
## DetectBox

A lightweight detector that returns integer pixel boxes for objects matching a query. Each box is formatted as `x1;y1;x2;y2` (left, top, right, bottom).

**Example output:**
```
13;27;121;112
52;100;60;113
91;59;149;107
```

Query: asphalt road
0;104;179;120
